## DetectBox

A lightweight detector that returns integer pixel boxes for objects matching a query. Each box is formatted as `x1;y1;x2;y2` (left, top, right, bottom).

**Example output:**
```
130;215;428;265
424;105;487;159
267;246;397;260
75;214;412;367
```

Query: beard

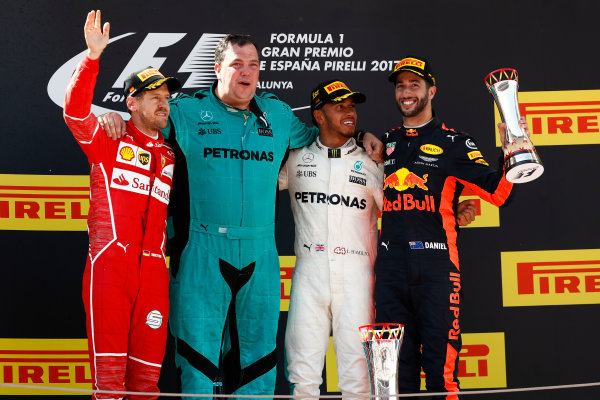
397;94;429;118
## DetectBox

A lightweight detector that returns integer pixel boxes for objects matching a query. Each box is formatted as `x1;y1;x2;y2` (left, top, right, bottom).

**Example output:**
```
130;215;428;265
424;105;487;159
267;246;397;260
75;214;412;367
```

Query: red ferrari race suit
375;116;512;400
64;56;174;400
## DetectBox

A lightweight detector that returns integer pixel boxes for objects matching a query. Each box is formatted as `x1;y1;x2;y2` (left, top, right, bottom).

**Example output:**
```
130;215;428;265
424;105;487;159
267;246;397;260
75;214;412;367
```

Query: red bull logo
383;193;435;212
383;168;428;191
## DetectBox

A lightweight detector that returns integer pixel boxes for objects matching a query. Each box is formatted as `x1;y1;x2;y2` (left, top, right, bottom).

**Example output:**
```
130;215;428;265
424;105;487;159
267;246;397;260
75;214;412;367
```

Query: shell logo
119;146;135;161
420;144;443;155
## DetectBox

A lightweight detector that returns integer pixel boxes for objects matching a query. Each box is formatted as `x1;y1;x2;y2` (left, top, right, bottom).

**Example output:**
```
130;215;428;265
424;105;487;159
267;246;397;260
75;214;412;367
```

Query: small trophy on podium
359;323;404;400
485;68;544;183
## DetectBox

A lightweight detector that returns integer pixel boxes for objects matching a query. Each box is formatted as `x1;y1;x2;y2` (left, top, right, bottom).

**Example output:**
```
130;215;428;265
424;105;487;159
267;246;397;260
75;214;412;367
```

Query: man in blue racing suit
166;35;318;397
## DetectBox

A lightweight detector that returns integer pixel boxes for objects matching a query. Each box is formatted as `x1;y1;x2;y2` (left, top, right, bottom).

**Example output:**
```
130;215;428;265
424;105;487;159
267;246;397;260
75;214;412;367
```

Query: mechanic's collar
401;112;441;137
314;137;358;158
209;80;269;127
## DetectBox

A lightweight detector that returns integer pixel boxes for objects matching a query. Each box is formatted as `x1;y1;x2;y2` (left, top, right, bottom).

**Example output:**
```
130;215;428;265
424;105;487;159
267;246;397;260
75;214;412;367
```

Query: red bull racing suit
279;137;383;400
375;116;512;399
64;56;174;399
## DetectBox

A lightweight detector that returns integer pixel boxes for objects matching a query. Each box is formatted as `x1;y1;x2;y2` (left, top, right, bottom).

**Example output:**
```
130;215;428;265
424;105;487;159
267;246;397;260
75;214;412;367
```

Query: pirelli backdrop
1;1;599;399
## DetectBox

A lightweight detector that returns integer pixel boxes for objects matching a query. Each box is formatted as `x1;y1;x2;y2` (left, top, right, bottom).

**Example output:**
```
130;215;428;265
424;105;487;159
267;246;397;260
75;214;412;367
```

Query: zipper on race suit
240;111;251;227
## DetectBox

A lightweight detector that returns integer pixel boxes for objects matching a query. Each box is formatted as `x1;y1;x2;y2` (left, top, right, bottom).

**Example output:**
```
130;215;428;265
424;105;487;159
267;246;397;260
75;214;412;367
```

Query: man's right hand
84;10;109;60
98;113;126;140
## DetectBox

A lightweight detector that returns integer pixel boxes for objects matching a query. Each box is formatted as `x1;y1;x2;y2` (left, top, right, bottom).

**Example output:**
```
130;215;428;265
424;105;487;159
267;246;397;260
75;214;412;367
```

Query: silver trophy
485;68;544;183
359;323;404;400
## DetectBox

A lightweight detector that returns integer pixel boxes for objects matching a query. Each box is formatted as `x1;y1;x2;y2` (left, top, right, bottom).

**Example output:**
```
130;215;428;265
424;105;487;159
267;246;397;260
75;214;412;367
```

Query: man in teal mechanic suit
100;34;382;397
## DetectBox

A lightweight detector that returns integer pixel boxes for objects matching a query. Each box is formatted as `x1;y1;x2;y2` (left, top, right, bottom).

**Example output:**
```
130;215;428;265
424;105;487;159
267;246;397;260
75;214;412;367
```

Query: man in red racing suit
63;11;180;400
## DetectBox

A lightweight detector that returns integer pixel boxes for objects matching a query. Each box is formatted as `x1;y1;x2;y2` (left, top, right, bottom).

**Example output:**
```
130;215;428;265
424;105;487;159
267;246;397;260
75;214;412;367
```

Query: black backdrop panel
1;1;599;399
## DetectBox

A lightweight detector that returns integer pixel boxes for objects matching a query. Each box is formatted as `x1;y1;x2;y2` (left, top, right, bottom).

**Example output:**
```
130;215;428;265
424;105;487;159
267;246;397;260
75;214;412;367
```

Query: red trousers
82;240;169;400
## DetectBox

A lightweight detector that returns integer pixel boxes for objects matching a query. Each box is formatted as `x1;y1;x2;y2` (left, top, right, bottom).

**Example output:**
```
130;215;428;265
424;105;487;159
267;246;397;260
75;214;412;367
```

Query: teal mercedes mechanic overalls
165;83;317;397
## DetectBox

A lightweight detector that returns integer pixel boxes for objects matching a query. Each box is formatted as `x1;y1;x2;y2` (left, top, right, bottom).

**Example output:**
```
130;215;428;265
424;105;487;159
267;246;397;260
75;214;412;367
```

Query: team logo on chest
200;110;213;121
117;142;151;170
384;168;428;191
302;153;315;163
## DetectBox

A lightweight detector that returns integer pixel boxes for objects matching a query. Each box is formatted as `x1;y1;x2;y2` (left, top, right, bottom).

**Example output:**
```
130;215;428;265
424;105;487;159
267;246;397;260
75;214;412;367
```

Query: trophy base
505;149;544;183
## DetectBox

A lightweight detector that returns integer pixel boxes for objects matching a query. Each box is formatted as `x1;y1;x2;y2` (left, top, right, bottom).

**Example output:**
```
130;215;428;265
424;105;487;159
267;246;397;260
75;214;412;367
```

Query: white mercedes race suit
279;137;383;399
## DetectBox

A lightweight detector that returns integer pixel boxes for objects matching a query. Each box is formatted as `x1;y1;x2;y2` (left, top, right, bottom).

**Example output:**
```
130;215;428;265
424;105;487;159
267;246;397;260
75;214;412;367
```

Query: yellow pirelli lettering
420;332;507;389
502;249;600;306
493;90;600;146
324;81;349;94
0;175;89;231
137;68;162;81
280;256;296;311
468;151;483;160
0;338;91;395
395;57;425;71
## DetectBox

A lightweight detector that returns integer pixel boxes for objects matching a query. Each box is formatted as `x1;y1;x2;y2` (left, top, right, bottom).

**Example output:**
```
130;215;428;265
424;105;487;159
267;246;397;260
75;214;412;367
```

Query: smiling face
313;97;358;147
127;84;171;136
215;43;260;110
394;71;436;125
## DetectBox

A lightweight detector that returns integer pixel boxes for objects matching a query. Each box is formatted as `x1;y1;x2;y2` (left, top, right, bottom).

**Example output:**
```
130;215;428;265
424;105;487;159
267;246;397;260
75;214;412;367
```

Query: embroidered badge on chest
386;142;396;156
258;128;273;137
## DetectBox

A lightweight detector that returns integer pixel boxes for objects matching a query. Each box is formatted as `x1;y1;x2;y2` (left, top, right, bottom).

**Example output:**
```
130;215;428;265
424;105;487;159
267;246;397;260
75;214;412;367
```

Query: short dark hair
214;34;260;65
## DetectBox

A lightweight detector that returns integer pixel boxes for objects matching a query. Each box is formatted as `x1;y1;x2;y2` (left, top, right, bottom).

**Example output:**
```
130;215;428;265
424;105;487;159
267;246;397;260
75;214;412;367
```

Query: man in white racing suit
279;80;383;400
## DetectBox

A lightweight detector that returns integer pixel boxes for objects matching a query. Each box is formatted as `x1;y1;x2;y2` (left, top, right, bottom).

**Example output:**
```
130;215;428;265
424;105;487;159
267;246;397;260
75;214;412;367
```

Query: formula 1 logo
48;32;227;118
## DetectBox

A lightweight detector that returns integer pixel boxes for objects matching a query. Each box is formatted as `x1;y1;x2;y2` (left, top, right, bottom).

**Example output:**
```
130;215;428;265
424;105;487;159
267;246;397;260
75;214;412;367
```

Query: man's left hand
498;116;530;147
456;199;478;226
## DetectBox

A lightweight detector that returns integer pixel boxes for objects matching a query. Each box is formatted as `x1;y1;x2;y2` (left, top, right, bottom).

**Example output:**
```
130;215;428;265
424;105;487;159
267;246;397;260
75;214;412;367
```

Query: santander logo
113;174;129;186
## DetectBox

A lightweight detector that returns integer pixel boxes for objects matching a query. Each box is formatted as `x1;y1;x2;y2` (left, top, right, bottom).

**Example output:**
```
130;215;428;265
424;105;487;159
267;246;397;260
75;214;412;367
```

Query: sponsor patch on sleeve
468;151;483;160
